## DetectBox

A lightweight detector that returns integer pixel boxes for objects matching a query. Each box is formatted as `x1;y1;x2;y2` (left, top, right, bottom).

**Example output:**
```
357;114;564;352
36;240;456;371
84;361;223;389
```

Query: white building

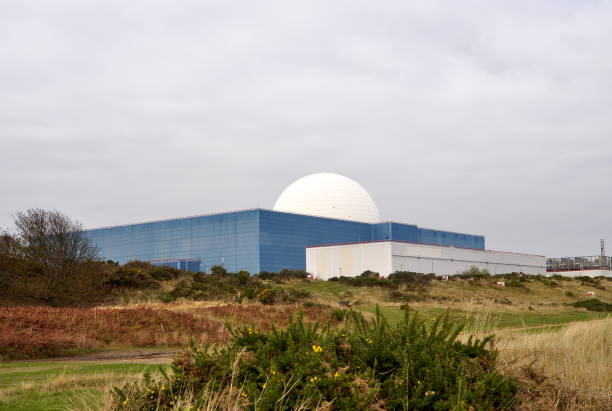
307;240;546;279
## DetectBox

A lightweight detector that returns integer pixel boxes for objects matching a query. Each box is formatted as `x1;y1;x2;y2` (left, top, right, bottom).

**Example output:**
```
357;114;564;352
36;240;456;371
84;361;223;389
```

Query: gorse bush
114;309;518;410
570;298;612;312
328;271;434;290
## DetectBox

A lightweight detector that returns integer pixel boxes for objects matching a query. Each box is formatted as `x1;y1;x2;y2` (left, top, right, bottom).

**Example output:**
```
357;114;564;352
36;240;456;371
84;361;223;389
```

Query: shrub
329;308;350;321
148;266;182;281
104;268;159;289
257;269;309;281
281;287;311;302
456;266;490;280
255;288;277;305
505;279;527;289
210;265;228;276
114;309;518;410
168;280;193;300
388;271;433;289
571;298;612;312
328;272;396;288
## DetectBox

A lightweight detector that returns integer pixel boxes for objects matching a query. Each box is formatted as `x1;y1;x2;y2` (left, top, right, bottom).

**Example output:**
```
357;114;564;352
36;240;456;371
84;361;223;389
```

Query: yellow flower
241;392;248;398
367;339;373;344
122;399;129;406
311;345;323;353
262;383;267;389
334;372;340;378
271;370;276;375
309;376;319;383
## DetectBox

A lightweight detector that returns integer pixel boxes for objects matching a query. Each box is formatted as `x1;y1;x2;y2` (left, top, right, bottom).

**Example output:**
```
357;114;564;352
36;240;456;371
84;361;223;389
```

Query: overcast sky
1;1;611;257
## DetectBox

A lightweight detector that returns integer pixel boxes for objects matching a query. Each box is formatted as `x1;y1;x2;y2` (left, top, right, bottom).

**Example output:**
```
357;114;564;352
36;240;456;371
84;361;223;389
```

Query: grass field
0;276;610;410
0;360;170;411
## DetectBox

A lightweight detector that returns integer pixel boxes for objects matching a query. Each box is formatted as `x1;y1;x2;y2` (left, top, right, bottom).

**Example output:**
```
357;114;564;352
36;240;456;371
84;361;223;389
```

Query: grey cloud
1;1;611;258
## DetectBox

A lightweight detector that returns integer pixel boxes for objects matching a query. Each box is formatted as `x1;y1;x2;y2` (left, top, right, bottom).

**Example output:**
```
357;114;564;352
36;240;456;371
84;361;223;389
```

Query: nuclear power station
86;173;551;276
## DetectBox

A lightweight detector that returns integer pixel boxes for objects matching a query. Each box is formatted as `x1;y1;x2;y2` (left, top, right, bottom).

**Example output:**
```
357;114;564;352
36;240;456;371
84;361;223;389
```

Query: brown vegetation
0;303;331;360
499;318;612;410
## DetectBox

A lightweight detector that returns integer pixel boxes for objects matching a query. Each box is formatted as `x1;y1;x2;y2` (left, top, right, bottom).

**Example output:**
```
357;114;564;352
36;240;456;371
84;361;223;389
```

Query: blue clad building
86;208;484;274
86;173;485;273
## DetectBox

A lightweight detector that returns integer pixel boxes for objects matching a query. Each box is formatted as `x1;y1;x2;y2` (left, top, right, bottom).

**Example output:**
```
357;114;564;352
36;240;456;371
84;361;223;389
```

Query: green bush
168;280;193;300
455;266;490;280
505;279;527;289
388;271;433;288
255;288;277;305
329;308;350;321
148;266;182;281
114;309;518;410
257;269;308;281
210;265;228;276
328;272;396;288
104;268;159;289
571;298;612;312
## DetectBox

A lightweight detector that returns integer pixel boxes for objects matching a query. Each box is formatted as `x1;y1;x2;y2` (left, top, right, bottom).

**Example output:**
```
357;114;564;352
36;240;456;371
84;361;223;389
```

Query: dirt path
1;348;178;365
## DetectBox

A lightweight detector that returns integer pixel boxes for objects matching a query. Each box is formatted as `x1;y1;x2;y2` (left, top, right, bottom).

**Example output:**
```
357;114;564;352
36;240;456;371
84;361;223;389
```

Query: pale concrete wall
547;269;612;278
306;241;546;278
306;242;391;280
390;242;545;275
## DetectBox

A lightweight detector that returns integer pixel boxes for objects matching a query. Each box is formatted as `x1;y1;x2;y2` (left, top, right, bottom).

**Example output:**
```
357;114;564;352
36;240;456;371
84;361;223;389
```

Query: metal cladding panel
388;223;419;242
87;208;486;274
416;227;484;250
258;209;373;272
371;222;392;240
86;210;260;273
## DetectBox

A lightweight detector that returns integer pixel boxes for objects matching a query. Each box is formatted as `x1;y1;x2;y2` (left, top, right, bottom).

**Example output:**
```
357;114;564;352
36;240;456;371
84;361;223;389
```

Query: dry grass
426;277;612;309
497;317;612;410
0;303;332;360
457;300;611;409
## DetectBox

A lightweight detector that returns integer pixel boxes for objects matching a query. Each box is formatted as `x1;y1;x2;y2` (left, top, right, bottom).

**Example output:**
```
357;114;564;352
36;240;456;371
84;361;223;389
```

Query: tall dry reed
498;317;611;410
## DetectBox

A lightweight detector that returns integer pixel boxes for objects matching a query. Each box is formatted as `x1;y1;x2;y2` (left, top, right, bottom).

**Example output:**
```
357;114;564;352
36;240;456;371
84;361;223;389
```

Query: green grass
0;361;168;411
353;304;610;331
494;310;609;329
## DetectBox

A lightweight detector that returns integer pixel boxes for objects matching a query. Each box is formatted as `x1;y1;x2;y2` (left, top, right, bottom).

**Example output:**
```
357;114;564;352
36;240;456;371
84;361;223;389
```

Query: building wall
87;209;487;274
306;242;392;279
370;222;485;249
546;269;612;278
258;209;372;272
87;209;260;273
390;242;545;275
306;241;546;279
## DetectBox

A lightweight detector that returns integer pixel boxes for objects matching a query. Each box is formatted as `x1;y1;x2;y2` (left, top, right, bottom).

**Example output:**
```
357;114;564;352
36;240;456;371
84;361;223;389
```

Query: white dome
273;173;380;223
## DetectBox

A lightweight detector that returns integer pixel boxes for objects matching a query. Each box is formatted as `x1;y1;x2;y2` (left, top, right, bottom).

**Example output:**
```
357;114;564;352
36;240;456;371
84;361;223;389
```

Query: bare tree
13;209;99;288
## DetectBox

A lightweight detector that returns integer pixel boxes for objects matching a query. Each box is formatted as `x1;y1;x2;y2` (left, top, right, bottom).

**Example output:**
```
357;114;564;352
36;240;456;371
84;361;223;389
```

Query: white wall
306;242;391;280
306;241;546;278
547;269;612;278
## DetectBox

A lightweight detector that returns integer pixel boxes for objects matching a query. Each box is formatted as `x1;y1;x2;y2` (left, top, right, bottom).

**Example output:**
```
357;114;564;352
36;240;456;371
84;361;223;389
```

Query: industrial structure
87;173;546;276
546;239;611;277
